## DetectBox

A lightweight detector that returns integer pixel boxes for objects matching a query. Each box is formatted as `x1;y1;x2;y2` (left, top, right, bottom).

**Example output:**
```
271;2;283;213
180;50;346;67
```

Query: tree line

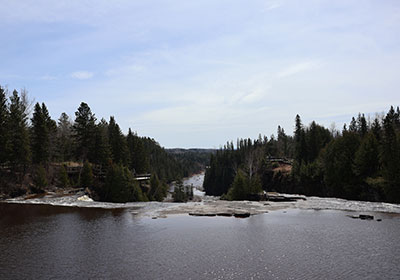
203;106;400;203
0;85;191;202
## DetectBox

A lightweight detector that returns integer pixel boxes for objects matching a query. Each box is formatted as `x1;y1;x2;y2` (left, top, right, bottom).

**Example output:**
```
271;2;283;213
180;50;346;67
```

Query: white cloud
277;61;321;78
40;75;57;81
263;0;283;12
70;71;94;80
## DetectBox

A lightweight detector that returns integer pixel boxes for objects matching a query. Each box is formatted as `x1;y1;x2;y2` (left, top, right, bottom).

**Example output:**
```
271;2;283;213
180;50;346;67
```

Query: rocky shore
3;188;400;219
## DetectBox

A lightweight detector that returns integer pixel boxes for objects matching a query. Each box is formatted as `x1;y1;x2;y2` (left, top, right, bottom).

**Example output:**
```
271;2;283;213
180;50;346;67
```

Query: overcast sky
1;0;399;148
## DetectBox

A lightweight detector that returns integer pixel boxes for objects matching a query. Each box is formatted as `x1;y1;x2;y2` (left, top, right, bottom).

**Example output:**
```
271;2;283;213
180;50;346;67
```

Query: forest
0;85;202;202
203;106;400;203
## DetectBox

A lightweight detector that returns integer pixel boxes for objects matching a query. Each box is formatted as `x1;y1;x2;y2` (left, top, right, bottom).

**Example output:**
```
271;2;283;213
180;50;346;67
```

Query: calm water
1;203;400;280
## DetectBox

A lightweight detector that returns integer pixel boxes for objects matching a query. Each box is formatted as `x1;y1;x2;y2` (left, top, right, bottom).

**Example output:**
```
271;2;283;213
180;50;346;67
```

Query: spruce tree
92;119;112;165
353;132;379;178
57;112;73;162
31;103;49;164
33;165;48;193
73;102;96;161
8;90;30;169
127;128;149;174
294;114;307;163
58;165;70;188
80;161;93;189
108;116;129;165
381;107;400;202
0;86;9;164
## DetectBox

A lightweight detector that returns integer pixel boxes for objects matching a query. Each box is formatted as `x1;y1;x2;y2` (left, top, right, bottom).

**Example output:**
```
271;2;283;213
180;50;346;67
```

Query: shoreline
3;192;400;219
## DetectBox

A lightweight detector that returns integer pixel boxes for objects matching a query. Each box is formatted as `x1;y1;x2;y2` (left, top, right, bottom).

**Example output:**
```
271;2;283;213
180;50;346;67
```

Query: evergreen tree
57;112;74;162
33;165;48;193
227;169;248;200
349;117;357;132
149;173;160;200
294;114;307;163
358;113;368;137
322;132;360;198
58;165;70;188
277;125;288;157
73;102;96;161
100;163;146;202
0;86;9;164
108;116;129;165
31;103;49;164
92;119;112;165
381;108;400;201
42;103;57;161
127;129;149;174
353;132;380;178
80;161;93;189
8;90;30;169
371;118;382;142
172;180;187;202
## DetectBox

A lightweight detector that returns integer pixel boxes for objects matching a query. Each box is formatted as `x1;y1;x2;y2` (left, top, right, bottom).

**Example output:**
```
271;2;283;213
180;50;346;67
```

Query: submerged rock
347;214;374;220
359;214;374;220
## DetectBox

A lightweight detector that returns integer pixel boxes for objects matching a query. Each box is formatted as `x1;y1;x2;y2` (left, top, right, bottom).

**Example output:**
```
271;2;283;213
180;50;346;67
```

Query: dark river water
1;203;400;280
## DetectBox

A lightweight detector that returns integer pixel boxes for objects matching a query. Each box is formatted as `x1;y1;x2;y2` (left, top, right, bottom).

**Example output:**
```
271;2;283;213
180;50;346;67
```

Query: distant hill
166;148;216;176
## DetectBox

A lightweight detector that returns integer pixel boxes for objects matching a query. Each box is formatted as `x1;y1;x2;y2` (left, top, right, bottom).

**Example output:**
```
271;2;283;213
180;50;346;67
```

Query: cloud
263;0;283;12
40;75;57;81
277;61;321;78
70;71;94;80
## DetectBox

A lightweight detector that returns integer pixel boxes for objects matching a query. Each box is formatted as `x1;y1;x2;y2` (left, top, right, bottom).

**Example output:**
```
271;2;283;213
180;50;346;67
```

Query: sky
1;0;400;148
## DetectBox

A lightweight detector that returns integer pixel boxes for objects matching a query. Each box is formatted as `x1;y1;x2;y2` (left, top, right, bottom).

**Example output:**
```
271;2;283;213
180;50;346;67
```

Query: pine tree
101;163;145;202
31;103;49;164
42;103;57;161
92;119;112;165
33;165;48;193
73;102;96;161
127;129;149;174
358;114;368;137
371;118;381;142
0;86;9;164
353;132;379;178
8;90;30;169
58;165;70;188
108;116;129;165
57;112;74;162
349;117;357;132
80;161;93;189
294;114;307;163
227;169;248;200
381;107;400;202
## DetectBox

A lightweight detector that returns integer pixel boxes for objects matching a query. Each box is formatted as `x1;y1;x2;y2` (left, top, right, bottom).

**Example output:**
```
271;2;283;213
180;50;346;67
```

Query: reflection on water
1;203;400;280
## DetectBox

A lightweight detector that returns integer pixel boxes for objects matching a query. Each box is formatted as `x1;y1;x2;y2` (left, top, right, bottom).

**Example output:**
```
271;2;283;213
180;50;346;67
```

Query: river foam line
3;193;400;219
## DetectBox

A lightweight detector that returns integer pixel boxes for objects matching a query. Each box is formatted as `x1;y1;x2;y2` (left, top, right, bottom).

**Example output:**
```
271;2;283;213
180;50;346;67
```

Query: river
1;174;400;279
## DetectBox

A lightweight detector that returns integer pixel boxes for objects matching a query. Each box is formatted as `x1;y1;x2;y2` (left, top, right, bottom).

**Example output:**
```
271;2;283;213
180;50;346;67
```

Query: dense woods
0;85;193;202
204;106;400;203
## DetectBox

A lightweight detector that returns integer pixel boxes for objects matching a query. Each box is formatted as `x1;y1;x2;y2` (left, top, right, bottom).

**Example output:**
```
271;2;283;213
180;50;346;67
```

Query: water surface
1;203;399;279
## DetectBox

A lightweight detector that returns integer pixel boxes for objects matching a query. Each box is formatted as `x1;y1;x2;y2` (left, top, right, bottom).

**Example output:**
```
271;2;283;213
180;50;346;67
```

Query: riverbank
3;192;400;218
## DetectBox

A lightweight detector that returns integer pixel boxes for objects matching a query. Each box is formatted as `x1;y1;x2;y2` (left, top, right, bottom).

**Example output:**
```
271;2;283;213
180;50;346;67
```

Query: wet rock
267;194;306;202
216;213;233;217
347;214;374;220
233;213;251;218
359;214;374;220
189;213;216;217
